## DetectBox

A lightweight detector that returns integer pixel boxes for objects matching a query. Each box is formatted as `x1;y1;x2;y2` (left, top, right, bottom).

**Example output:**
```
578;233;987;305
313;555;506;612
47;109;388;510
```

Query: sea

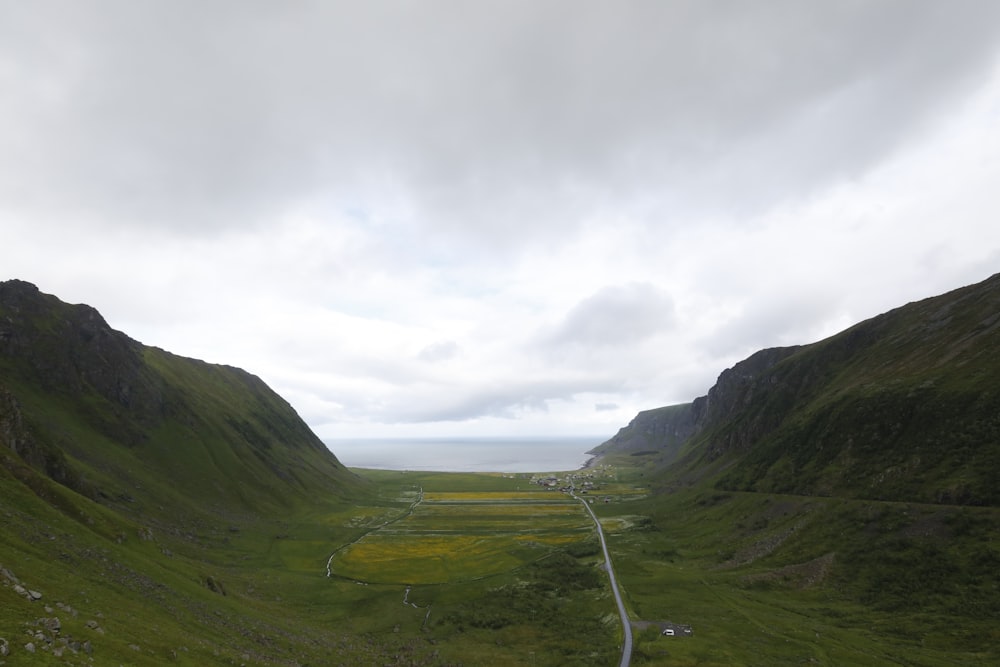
325;436;608;473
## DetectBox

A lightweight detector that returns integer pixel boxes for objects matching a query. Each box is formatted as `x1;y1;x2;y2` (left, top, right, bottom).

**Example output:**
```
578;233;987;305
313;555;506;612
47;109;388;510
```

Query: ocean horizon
325;436;608;473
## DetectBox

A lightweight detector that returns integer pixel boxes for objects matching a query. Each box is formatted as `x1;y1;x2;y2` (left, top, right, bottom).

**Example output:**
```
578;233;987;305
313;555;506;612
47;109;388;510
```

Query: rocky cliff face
599;273;1000;505
593;346;800;467
0;382;87;495
693;346;802;457
0;384;32;457
0;279;357;516
591;404;696;461
0;280;166;437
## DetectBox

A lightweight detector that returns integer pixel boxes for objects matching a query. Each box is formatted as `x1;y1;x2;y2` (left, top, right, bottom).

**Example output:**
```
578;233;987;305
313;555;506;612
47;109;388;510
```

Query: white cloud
2;2;1000;446
418;341;460;363
543;283;677;349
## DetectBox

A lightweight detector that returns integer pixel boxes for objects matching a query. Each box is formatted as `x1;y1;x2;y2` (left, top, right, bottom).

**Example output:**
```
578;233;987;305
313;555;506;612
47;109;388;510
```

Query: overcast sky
3;1;1000;447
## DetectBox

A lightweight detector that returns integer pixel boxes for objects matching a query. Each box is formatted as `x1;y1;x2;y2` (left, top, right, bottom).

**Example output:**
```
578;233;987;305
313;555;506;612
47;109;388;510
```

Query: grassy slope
345;470;619;666
590;275;1000;665
1;465;622;666
4;275;1000;664
635;273;1000;506
588;404;697;471
581;458;1000;667
0;282;392;664
0;458;422;665
4;450;998;665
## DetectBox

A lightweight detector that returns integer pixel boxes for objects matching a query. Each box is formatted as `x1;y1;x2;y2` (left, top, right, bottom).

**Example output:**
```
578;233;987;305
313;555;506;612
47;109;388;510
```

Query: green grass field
329;489;592;584
591;479;1000;667
4;460;998;665
319;471;623;664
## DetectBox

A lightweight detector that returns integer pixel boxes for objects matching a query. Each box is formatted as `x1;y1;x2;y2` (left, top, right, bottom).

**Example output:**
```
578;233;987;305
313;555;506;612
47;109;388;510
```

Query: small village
528;465;617;503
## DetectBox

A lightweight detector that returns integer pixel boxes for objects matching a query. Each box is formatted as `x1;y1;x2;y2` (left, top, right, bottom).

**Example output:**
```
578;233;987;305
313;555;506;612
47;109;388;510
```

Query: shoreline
331;437;606;473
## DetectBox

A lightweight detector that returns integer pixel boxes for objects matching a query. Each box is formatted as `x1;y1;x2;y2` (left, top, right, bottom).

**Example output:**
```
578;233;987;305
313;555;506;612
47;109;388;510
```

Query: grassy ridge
0;281;365;523
1;462;623;665
710;275;1000;505
588;464;1000;666
0;281;390;663
597;274;1000;508
5;450;998;665
5;276;1000;664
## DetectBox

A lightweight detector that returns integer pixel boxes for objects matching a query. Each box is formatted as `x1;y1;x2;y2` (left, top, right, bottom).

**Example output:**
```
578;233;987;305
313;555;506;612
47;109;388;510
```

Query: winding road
574;492;632;667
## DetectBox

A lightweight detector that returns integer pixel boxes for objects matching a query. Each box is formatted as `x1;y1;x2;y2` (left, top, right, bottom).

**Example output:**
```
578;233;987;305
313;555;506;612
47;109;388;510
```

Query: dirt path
326;486;423;578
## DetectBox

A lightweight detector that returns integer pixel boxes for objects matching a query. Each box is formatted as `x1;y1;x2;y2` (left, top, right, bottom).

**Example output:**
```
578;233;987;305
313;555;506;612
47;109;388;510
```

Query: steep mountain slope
593;276;1000;664
0;280;390;664
0;279;363;522
589;403;699;467
598;273;1000;506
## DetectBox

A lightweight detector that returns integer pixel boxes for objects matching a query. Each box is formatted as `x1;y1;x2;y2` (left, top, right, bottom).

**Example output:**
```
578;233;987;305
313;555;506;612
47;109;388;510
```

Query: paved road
574;493;632;667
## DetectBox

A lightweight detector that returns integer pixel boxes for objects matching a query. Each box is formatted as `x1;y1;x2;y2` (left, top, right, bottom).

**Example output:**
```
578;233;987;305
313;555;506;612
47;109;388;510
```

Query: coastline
329;436;606;473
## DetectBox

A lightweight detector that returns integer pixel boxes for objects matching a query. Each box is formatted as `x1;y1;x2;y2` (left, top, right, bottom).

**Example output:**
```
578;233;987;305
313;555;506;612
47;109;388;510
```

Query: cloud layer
4;1;1000;441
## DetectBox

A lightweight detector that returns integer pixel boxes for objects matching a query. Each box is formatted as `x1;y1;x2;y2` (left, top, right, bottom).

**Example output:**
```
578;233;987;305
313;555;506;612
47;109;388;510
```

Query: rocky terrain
595;272;1000;506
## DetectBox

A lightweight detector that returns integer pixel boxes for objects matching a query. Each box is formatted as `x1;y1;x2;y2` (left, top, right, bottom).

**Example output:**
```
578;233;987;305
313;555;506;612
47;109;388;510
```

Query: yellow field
422;491;569;502
328;490;594;584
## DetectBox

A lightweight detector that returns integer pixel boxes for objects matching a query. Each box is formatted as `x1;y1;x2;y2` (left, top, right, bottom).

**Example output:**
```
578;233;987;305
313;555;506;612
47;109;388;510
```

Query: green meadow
585;458;1000;667
322;469;622;664
6;277;1000;665
329;484;590;585
4;460;998;665
335;465;999;667
1;465;624;665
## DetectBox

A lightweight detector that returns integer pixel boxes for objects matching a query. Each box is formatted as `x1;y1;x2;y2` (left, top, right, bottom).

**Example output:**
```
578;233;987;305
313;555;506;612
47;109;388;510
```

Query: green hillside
0;280;387;664
599;273;1000;507
4;275;1000;665
711;274;1000;504
588;273;1000;664
0;280;364;520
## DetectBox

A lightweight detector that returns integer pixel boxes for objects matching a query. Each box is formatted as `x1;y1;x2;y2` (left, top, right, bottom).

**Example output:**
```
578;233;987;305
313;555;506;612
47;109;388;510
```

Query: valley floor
3;459;998;666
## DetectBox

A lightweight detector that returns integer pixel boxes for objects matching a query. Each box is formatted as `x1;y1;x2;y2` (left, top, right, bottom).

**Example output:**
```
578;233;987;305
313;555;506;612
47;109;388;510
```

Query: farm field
330;489;591;584
5;451;997;666
585;485;1000;667
319;468;632;664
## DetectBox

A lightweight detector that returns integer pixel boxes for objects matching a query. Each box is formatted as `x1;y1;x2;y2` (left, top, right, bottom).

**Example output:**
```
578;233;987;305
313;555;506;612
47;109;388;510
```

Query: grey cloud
594;403;619;412
545;283;676;349
376;376;624;424
3;2;999;241
701;289;844;359
3;2;1000;438
418;340;459;363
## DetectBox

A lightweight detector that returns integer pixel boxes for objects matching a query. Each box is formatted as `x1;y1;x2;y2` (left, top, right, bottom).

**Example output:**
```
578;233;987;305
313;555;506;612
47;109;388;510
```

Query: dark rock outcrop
0;279;359;517
599;273;1000;505
592;346;800;467
0;280;166;442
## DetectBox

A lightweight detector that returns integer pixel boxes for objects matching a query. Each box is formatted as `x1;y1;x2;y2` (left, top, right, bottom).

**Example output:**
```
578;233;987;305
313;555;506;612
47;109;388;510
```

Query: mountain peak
598;273;1000;506
0;280;359;520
